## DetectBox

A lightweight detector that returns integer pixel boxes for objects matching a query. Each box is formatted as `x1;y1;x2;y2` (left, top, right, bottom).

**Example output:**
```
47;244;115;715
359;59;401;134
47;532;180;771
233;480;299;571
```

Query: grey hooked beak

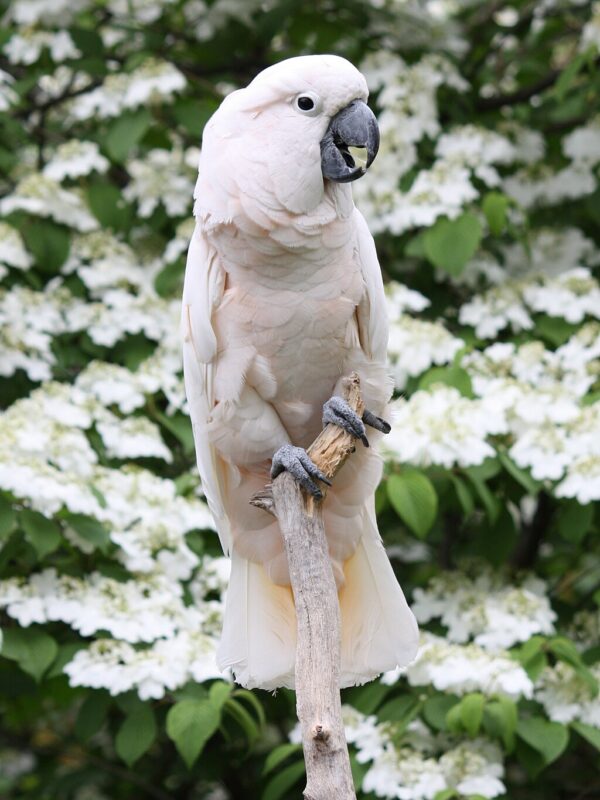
320;99;380;183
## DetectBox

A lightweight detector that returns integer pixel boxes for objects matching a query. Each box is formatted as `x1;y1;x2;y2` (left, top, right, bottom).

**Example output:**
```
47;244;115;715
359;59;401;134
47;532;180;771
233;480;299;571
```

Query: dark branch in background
511;491;552;569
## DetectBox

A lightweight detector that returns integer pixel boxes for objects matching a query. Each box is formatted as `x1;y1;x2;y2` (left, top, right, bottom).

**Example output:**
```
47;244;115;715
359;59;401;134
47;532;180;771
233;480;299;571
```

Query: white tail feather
217;503;418;690
217;549;297;690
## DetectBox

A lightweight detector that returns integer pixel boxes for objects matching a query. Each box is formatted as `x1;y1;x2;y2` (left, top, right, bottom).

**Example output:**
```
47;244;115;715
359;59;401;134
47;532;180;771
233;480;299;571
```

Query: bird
182;54;419;690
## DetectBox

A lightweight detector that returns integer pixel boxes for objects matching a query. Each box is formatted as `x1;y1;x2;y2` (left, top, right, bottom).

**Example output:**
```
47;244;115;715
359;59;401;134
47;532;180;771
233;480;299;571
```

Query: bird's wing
353;207;388;364
182;222;231;553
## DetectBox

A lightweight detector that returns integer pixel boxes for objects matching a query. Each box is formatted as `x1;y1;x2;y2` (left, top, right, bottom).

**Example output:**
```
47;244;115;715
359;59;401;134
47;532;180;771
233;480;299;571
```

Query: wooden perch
250;373;364;800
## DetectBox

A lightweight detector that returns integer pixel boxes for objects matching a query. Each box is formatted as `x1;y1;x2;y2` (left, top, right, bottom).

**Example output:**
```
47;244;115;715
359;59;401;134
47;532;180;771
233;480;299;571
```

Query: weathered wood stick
250;373;363;800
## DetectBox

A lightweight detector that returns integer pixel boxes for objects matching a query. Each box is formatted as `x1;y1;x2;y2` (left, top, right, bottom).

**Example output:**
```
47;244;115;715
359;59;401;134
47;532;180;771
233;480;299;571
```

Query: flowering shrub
0;1;599;799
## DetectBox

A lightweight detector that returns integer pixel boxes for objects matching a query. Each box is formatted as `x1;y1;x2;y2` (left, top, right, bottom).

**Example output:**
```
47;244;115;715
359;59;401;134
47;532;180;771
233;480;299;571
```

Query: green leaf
343;681;390;714
377;695;421;727
232;688;266;728
497;451;540;495
465;474;500;524
556;501;594;544
572;721;600;752
166;698;222;768
155;411;195;456
261;759;306;800
103;109;152;162
553;49;590;102
70;28;104;58
209;680;232;708
64;513;110;552
460;693;485;737
418;366;473;397
224;697;260;746
19;509;61;559
534;315;579;346
423;213;483;276
0;494;16;539
116;705;157;766
1;627;58;682
516;717;569;767
172;98;219;138
482;192;509;236
484;697;517;752
450;475;475;517
434;791;458;800
263;743;302;777
405;233;426;258
75;691;112;742
423;695;459;731
387;470;438;539
87;181;132;232
21;219;70;272
548;638;598;695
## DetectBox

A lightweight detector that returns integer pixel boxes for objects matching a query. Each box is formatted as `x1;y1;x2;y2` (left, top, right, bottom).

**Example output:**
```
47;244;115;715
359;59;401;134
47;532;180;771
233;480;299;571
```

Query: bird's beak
320;99;380;183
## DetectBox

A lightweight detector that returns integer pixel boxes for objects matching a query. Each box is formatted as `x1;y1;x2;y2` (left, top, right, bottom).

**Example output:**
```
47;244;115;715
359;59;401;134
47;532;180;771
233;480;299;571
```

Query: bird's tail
217;502;419;690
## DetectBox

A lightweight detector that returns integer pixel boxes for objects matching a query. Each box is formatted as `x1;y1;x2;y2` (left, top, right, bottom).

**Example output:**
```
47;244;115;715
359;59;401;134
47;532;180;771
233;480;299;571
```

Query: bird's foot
271;444;332;499
322;396;391;448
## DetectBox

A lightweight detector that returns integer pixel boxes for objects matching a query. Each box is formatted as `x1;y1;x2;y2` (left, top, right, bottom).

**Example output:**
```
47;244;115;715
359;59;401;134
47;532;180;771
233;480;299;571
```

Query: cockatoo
182;54;418;690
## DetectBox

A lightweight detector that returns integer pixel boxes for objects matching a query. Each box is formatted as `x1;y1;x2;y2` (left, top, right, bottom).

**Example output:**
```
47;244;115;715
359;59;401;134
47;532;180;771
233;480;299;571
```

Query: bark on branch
250;372;364;800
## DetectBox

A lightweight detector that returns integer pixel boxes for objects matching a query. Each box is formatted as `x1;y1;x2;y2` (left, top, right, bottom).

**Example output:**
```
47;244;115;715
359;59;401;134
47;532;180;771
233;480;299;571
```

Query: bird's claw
322;396;392;446
271;444;332;499
362;408;392;434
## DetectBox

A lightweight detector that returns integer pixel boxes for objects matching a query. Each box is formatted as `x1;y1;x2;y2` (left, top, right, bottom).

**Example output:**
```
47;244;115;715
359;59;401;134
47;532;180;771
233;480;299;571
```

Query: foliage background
1;0;600;798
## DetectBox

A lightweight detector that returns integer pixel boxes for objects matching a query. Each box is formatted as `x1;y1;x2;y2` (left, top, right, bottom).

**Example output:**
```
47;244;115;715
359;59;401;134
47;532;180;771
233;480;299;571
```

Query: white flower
536;662;600;726
0;174;98;232
43;141;109;181
503;163;596;208
395;633;534;699
555;454;600;503
0;222;32;270
107;0;177;24
459;283;533;338
563;115;600;164
4;30;81;65
69;59;186;120
382;387;503;469
6;0;92;25
96;411;173;462
0;69;18;111
123;148;196;218
523;268;600;323
581;1;600;51
385;281;430;318
412;569;556;650
388;317;464;389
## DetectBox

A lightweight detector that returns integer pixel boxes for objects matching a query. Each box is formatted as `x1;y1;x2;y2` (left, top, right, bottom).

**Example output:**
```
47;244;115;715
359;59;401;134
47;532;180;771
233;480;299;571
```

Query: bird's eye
297;96;314;111
294;92;320;116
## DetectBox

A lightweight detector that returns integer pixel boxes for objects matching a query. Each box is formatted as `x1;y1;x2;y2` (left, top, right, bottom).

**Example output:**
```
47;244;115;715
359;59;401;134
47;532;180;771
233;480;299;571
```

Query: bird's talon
362;408;392;435
271;444;329;499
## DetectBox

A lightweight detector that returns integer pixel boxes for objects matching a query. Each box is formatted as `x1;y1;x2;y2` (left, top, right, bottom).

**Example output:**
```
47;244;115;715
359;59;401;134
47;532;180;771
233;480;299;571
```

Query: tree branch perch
250;373;364;800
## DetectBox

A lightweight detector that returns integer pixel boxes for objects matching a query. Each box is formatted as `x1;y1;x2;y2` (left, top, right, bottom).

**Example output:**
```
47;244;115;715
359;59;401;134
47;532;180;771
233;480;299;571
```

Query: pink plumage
182;54;418;689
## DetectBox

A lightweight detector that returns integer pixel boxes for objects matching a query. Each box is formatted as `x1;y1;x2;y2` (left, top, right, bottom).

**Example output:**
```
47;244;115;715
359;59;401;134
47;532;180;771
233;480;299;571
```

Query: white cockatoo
182;54;418;690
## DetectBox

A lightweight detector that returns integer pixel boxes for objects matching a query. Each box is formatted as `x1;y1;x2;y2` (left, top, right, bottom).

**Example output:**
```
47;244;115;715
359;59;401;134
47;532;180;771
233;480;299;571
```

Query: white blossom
0;222;32;270
536;662;600;726
69;59;186;120
382;387;504;468
412;569;556;650
0;174;98;232
43;141;109;181
123;148;197;218
4;30;81;65
388;317;464;389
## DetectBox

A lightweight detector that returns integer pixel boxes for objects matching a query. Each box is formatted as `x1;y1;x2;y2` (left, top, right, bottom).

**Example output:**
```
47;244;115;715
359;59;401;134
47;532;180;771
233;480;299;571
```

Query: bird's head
199;55;379;216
